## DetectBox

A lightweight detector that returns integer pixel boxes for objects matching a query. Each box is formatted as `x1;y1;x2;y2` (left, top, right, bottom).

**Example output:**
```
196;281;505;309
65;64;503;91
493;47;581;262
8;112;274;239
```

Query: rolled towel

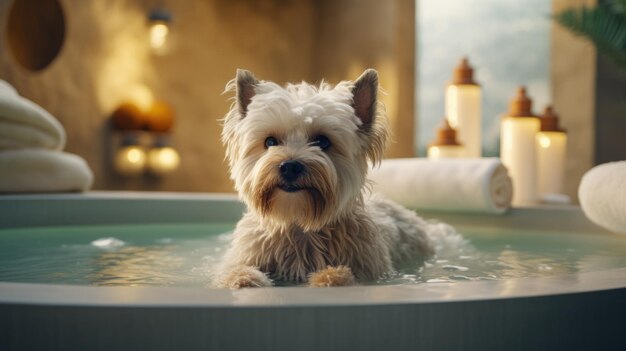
0;121;61;150
0;148;93;193
0;80;17;96
369;158;513;214
0;80;65;150
578;161;626;235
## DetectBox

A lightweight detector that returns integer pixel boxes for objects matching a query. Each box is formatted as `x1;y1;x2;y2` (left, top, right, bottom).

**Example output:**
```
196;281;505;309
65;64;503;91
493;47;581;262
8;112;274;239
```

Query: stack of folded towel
369;158;513;214
0;80;93;193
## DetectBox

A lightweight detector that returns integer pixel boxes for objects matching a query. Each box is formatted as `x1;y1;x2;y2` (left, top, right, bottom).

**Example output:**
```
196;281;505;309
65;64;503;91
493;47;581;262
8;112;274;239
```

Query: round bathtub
1;192;625;351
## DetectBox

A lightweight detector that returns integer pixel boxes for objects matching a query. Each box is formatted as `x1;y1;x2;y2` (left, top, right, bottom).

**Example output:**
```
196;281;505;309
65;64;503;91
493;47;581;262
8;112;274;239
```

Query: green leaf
553;5;626;69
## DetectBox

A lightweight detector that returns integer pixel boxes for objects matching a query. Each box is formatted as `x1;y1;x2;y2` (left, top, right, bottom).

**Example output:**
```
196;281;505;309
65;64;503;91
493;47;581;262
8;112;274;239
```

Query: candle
445;57;482;157
114;144;146;176
500;87;540;206
428;118;465;159
537;106;567;200
147;145;180;175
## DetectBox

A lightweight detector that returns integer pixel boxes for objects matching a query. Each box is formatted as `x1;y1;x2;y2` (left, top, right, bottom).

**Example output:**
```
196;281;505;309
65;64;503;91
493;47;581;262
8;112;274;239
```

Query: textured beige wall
551;0;597;202
0;0;414;192
0;0;314;192
313;0;416;158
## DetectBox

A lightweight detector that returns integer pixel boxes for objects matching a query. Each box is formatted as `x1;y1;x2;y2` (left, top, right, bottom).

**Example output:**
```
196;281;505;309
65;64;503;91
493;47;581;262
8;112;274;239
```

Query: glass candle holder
537;106;567;199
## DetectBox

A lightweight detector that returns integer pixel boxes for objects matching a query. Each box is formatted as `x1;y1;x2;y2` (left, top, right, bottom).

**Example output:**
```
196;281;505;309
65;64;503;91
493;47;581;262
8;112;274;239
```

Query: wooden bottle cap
508;86;536;117
539;105;566;132
430;118;461;146
451;57;478;85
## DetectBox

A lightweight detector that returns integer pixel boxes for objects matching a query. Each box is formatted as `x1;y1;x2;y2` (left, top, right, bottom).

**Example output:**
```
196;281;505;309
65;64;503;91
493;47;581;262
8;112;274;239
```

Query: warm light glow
538;134;551;148
94;9;153;113
147;146;180;175
127;148;143;163
126;84;154;112
429;146;440;158
427;145;465;159
150;22;169;51
114;145;147;176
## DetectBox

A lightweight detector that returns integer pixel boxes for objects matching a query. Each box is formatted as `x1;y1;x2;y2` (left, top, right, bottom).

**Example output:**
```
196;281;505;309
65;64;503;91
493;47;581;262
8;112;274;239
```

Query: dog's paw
217;265;272;289
308;266;355;287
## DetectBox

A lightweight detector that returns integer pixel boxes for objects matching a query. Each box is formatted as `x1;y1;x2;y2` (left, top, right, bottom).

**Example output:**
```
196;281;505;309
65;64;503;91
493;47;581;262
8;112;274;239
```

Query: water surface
1;223;626;287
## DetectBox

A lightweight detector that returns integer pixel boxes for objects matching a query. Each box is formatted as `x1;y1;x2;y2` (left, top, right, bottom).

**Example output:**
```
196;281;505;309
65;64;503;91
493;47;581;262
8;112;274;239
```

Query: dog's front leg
308;265;355;287
216;265;273;289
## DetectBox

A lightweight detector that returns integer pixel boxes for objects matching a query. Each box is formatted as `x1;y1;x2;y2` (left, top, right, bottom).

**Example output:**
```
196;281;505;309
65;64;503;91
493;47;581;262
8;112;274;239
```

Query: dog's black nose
279;160;304;182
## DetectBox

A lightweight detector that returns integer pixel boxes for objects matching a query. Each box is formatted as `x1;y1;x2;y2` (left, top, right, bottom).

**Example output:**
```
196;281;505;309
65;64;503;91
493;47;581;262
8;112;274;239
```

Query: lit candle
114;142;147;176
536;105;568;201
428;118;464;159
445;57;482;157
147;137;180;175
148;9;172;55
500;87;540;206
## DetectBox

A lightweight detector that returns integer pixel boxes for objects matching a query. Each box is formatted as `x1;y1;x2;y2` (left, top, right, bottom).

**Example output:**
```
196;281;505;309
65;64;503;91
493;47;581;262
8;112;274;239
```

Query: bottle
445;57;482;157
428;118;464;159
536;105;568;201
500;87;540;206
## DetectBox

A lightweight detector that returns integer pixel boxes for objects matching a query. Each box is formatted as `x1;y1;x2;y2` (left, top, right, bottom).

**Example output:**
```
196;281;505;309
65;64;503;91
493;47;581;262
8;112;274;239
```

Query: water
1;223;626;287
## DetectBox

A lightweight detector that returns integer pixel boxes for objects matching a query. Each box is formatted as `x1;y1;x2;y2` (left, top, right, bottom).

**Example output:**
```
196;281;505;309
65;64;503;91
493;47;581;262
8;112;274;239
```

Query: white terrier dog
217;69;436;288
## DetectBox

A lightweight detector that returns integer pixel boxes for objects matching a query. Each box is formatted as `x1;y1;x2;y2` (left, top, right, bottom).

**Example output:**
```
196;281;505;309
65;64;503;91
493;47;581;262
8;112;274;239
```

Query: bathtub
1;192;625;351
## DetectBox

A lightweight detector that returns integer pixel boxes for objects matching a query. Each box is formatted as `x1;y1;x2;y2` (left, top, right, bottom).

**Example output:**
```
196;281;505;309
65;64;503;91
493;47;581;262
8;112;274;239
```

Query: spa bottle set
428;58;568;206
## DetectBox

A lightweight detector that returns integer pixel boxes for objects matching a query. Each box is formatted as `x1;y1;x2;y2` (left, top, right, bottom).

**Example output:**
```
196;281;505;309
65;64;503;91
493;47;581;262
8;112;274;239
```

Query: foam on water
91;237;126;249
1;222;626;287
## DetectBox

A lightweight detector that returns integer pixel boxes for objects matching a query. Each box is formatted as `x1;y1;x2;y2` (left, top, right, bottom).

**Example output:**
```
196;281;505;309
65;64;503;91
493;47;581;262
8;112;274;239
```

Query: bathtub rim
1;266;626;308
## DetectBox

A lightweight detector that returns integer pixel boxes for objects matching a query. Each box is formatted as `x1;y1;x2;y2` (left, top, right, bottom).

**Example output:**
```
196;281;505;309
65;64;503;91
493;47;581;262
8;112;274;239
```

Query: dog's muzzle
279;160;304;182
278;160;306;193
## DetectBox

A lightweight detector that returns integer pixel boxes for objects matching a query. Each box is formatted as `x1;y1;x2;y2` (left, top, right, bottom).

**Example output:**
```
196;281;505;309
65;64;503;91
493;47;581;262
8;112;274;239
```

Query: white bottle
500;87;540;206
445;57;482;157
536;106;568;202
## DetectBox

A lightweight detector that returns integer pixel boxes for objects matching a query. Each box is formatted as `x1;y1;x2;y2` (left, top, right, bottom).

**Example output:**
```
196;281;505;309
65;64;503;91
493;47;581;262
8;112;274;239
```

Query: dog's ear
352;69;378;128
236;69;259;116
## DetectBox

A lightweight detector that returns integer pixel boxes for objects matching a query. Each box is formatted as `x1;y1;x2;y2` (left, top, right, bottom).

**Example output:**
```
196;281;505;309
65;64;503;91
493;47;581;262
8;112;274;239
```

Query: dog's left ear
352;69;378;128
236;69;259;117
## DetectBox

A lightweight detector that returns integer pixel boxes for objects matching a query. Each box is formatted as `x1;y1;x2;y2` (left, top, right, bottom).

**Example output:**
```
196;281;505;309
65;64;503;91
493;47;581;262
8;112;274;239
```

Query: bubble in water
91;237;125;249
538;264;553;271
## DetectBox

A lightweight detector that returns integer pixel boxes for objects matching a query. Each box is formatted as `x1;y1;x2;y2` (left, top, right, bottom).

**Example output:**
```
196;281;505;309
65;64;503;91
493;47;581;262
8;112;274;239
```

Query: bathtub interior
1;191;625;307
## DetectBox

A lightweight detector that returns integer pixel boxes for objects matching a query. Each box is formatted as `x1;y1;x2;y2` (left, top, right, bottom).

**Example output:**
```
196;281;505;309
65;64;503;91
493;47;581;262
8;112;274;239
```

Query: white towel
578;161;626;235
369;158;513;214
0;148;93;193
0;80;17;96
0;80;65;150
0;121;61;150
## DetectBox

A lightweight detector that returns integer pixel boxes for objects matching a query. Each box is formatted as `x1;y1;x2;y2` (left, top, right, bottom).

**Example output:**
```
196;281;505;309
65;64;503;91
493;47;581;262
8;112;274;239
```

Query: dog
216;69;436;288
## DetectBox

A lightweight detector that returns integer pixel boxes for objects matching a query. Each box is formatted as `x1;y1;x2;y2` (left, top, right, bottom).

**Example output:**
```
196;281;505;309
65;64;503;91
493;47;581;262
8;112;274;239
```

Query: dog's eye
312;135;331;150
264;136;279;148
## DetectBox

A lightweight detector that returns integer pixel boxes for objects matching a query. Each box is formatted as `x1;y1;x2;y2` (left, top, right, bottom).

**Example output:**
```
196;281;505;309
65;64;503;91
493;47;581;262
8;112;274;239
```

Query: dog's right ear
236;69;259;117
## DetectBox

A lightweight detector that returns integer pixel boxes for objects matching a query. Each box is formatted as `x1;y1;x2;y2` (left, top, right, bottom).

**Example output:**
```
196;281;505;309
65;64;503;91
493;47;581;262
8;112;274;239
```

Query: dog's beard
244;155;338;232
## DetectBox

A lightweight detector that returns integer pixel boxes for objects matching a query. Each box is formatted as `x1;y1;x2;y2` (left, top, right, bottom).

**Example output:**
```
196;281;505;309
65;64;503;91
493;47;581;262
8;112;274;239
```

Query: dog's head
222;69;388;231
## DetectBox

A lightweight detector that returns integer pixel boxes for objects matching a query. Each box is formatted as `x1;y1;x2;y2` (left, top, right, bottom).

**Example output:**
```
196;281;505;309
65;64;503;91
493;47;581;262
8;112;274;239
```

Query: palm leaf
604;0;626;20
553;5;626;69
